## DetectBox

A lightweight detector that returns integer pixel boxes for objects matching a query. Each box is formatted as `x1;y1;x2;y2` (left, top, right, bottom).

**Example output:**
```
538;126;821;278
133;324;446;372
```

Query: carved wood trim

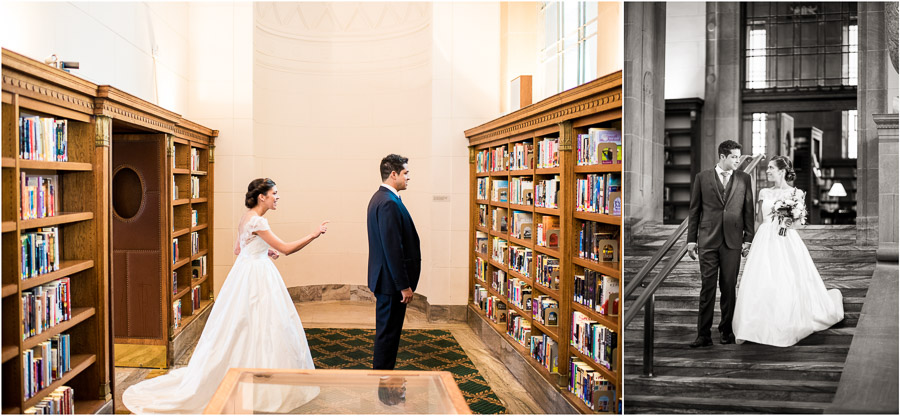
95;115;111;148
465;71;622;146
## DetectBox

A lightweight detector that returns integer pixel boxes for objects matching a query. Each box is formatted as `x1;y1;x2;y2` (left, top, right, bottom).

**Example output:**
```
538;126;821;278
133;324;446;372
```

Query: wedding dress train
123;215;318;413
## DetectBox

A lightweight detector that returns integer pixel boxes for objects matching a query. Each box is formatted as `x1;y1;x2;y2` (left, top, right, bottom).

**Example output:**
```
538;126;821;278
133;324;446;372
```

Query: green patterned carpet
306;328;507;414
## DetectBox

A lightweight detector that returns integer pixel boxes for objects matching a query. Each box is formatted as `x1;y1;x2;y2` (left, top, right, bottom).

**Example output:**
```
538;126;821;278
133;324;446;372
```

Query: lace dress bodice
758;187;803;224
239;215;272;259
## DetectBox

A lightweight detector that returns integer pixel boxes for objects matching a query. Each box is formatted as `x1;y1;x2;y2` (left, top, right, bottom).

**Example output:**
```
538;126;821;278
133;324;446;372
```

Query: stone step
626;322;857;338
625;375;839;403
625;249;877;263
627;294;866;312
626;395;828;414
624;335;851;354
629;282;870;298
628;308;860;327
623;356;845;381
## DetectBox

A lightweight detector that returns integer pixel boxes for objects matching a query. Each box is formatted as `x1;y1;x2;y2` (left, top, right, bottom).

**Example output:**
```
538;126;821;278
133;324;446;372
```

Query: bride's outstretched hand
268;249;280;260
315;220;330;237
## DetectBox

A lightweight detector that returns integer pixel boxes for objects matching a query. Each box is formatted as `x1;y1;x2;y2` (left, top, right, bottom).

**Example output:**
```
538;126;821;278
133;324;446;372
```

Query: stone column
624;2;666;243
875;115;899;261
701;2;742;167
856;2;890;245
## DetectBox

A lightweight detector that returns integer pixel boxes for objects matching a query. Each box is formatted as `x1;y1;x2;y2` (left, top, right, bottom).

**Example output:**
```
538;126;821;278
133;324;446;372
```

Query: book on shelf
510;142;534;170
172;271;178;296
191;286;201;310
22;334;71;400
530;334;559;373
571;311;618;371
23;385;74;415
20;227;60;280
510;177;534;205
576;173;622;215
476;177;489;201
477;205;487;228
507;310;531;347
474;284;488;306
475;231;489;254
574;270;620;315
191;255;207;279
475;149;490;173
491;269;507;296
509;245;532;277
569;357;615;412
535;253;560;290
190;148;200;171
532;295;559;327
20;174;58;220
172;177;178;200
490;146;509;172
492;208;508;233
536;216;561;249
577;128;622;166
491;237;508;265
173;238;179;263
507;278;532;311
491;179;509;202
22;278;72;339
511;211;532;240
474;257;487;282
579;221;619;263
537;138;559;168
191;232;199;256
534;176;559;209
191;210;198;227
19;115;68;162
190;176;200;198
173;299;182;329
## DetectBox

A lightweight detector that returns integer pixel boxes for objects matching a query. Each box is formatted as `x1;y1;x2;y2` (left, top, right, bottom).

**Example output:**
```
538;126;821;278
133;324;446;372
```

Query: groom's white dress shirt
715;165;732;187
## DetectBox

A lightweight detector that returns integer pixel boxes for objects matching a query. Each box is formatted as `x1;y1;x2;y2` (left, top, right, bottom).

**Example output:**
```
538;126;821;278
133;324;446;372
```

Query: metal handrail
624;153;766;375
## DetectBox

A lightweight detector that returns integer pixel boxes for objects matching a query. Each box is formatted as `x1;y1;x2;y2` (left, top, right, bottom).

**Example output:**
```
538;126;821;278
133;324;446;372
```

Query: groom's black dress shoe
689;336;713;348
720;333;736;344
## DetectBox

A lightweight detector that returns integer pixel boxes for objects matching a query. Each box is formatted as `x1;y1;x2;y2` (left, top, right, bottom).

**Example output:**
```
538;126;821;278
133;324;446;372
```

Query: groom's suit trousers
374;292;407;370
698;245;741;338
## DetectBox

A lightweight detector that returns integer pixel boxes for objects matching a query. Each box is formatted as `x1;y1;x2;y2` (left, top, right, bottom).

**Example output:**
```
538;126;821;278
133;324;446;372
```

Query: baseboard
170;302;213;365
287;284;467;323
466;306;579;414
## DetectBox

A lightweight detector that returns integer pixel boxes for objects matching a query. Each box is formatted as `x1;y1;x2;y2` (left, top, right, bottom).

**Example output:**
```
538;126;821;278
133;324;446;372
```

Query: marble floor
114;300;543;414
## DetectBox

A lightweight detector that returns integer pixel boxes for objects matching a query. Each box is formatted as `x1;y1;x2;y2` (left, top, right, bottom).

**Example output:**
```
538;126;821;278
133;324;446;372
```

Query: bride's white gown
123;215;318;413
733;187;844;347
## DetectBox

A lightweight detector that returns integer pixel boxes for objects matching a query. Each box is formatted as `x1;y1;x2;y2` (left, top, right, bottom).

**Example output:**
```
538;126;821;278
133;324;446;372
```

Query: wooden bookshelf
110;131;215;369
663;98;703;224
466;72;623;413
2;48;113;413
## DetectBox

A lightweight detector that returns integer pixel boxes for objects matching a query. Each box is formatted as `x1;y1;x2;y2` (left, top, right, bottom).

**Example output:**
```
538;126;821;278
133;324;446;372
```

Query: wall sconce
828;182;847;197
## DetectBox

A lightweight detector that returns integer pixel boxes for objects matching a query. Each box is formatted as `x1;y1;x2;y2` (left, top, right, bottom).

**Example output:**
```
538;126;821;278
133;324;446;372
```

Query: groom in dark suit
367;154;421;369
686;140;755;347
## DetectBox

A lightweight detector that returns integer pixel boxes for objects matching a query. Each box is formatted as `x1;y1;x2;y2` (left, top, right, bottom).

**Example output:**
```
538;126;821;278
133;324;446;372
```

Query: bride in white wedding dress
123;178;329;414
733;156;844;347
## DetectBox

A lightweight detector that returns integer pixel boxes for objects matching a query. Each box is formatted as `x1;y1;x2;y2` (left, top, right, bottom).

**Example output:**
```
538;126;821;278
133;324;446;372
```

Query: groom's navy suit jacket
367;186;421;294
687;168;755;250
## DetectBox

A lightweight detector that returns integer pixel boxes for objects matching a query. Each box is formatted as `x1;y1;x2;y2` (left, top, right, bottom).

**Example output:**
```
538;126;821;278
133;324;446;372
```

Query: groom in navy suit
367;154;421;370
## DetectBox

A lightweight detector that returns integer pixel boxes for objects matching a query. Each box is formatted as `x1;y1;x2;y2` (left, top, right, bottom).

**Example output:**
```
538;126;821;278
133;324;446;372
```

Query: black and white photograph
622;2;899;413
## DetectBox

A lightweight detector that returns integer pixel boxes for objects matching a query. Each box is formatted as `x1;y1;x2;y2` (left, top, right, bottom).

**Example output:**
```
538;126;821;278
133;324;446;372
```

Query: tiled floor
114;300;543;414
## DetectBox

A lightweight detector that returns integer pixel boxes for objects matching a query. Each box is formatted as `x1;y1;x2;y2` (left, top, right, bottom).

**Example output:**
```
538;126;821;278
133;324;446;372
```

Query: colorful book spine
22;278;72;340
537;138;560;168
22;334;71;400
173;300;182;329
475;150;490;173
19;116;68;162
20;227;60;280
20;175;58;220
23;385;75;414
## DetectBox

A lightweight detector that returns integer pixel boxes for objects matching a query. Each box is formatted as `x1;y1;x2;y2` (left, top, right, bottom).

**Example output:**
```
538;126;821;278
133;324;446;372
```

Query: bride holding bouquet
732;156;844;347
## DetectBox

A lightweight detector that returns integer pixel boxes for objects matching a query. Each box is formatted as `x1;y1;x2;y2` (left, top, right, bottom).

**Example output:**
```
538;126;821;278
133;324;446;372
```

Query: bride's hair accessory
245;178;276;208
771;155;797;181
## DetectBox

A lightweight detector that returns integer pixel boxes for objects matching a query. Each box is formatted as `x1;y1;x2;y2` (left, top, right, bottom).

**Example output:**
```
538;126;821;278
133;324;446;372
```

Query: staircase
625;224;876;414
